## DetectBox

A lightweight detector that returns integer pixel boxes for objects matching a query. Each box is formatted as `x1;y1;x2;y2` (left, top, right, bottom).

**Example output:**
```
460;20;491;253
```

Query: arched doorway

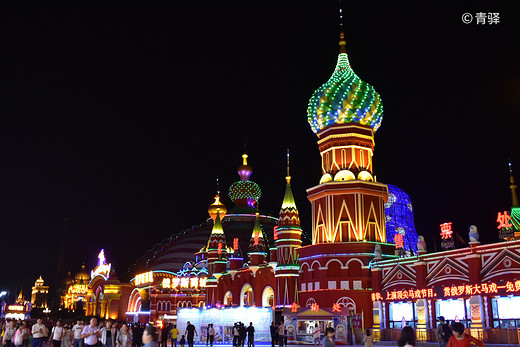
240;284;253;307
261;286;274;307
224;291;233;306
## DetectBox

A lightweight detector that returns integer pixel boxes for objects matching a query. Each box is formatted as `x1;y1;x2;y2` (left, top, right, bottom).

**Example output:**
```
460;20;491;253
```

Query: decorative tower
298;29;395;326
306;31;387;244
229;153;262;211
31;276;49;308
205;212;229;306
275;151;302;307
248;212;267;266
509;162;520;238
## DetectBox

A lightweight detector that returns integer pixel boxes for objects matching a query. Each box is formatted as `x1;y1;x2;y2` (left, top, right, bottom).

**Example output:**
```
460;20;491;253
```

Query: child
180;335;186;347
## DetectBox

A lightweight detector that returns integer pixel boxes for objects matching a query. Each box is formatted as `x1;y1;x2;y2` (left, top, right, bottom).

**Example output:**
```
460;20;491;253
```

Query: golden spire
286;149;291;184
242;153;248;165
338;2;346;53
509;161;519;206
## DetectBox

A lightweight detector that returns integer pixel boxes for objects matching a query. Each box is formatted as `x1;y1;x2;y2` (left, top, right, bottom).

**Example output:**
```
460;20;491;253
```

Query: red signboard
440;222;453;239
497;211;513;229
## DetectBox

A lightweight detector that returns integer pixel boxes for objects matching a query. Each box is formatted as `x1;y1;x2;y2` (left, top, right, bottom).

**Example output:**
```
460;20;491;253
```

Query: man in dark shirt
269;322;278;347
185;322;198;347
246;323;254;347
239;323;246;347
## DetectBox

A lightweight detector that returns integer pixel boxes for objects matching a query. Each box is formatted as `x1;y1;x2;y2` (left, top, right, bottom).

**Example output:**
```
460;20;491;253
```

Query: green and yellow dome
307;32;384;134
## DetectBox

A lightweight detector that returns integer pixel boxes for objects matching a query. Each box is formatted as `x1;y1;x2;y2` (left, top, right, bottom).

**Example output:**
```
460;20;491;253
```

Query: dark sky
1;2;519;301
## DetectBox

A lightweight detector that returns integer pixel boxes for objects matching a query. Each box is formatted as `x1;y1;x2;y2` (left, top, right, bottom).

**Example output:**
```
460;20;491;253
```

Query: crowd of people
1;315;485;347
1;318;160;347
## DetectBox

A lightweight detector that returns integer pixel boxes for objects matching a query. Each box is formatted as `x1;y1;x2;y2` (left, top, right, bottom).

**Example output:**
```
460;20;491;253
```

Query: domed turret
229;153;261;209
307;32;384;134
208;194;227;221
75;264;91;282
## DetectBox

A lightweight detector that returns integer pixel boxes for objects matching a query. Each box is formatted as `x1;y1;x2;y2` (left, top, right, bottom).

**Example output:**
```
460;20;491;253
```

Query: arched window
261;287;274;307
224;291;233;306
240;284;254;307
306;298;317;307
187;301;192;308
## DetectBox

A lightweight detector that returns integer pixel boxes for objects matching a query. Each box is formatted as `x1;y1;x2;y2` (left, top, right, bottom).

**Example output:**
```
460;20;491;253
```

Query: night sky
1;2;519;302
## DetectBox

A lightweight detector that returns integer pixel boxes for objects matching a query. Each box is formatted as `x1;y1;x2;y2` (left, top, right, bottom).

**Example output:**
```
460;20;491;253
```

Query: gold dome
75;264;91;282
208;194;227;221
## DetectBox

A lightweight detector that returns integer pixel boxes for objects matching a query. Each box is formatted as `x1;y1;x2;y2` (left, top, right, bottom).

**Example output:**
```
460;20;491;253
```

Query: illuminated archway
261;286;274;307
223;291;233;306
240;284;254;307
336;297;356;312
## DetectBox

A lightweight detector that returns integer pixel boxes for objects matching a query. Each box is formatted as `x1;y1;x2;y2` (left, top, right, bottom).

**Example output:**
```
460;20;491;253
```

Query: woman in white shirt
49;321;64;347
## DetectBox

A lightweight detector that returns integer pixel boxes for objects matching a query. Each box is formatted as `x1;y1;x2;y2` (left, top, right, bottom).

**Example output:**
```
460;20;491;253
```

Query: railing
379;328;520;346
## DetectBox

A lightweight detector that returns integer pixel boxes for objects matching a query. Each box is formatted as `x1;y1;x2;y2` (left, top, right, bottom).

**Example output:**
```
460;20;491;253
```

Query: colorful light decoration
307;50;384;134
229;181;262;207
91;249;112;280
384;185;419;253
233;238;239;251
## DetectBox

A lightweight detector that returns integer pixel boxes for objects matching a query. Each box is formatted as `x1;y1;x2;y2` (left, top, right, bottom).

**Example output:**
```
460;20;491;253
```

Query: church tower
306;31;387;244
298;30;394;323
275;152;302;307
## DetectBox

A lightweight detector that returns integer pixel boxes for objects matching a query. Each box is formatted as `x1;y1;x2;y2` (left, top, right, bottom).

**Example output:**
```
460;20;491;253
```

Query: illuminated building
86;249;132;320
31;276;49;309
61;264;91;311
4;290;31;320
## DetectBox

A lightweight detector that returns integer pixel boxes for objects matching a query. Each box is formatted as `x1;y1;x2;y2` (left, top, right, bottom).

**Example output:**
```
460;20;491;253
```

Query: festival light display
91;249;112;280
307;46;384;134
384;185;419;253
134;271;153;286
233;238;239;251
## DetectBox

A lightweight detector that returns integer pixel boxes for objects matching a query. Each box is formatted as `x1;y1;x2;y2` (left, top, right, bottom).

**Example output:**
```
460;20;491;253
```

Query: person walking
31;319;46;347
312;324;321;346
238;324;246;347
179;336;185;347
208;325;215;347
61;325;73;347
101;321;116;347
397;326;416;347
116;324;132;347
246;323;254;347
269;323;278;347
184;322;197;347
233;324;239;347
5;321;17;347
132;324;143;347
160;326;169;347
322;327;334;347
169;325;179;347
13;322;28;347
364;329;373;347
277;323;284;347
81;318;101;347
436;317;452;347
49;321;64;347
446;323;483;347
141;326;157;347
72;321;85;347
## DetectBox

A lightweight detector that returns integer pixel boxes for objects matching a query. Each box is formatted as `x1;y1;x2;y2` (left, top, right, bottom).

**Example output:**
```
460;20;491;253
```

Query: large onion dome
229;153;261;208
75;264;90;282
307;32;384;134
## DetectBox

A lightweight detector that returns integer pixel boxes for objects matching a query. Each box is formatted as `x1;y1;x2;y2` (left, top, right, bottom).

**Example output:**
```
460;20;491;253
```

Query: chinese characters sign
134;271;153;286
440;222;455;250
372;281;520;302
497;211;514;240
394;233;404;249
233;238;239;251
162;277;207;289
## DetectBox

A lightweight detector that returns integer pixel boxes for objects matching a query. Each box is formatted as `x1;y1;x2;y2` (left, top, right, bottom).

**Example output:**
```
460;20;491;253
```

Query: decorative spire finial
286;149;291;184
509;160;519;206
216;177;220;195
338;0;346;53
